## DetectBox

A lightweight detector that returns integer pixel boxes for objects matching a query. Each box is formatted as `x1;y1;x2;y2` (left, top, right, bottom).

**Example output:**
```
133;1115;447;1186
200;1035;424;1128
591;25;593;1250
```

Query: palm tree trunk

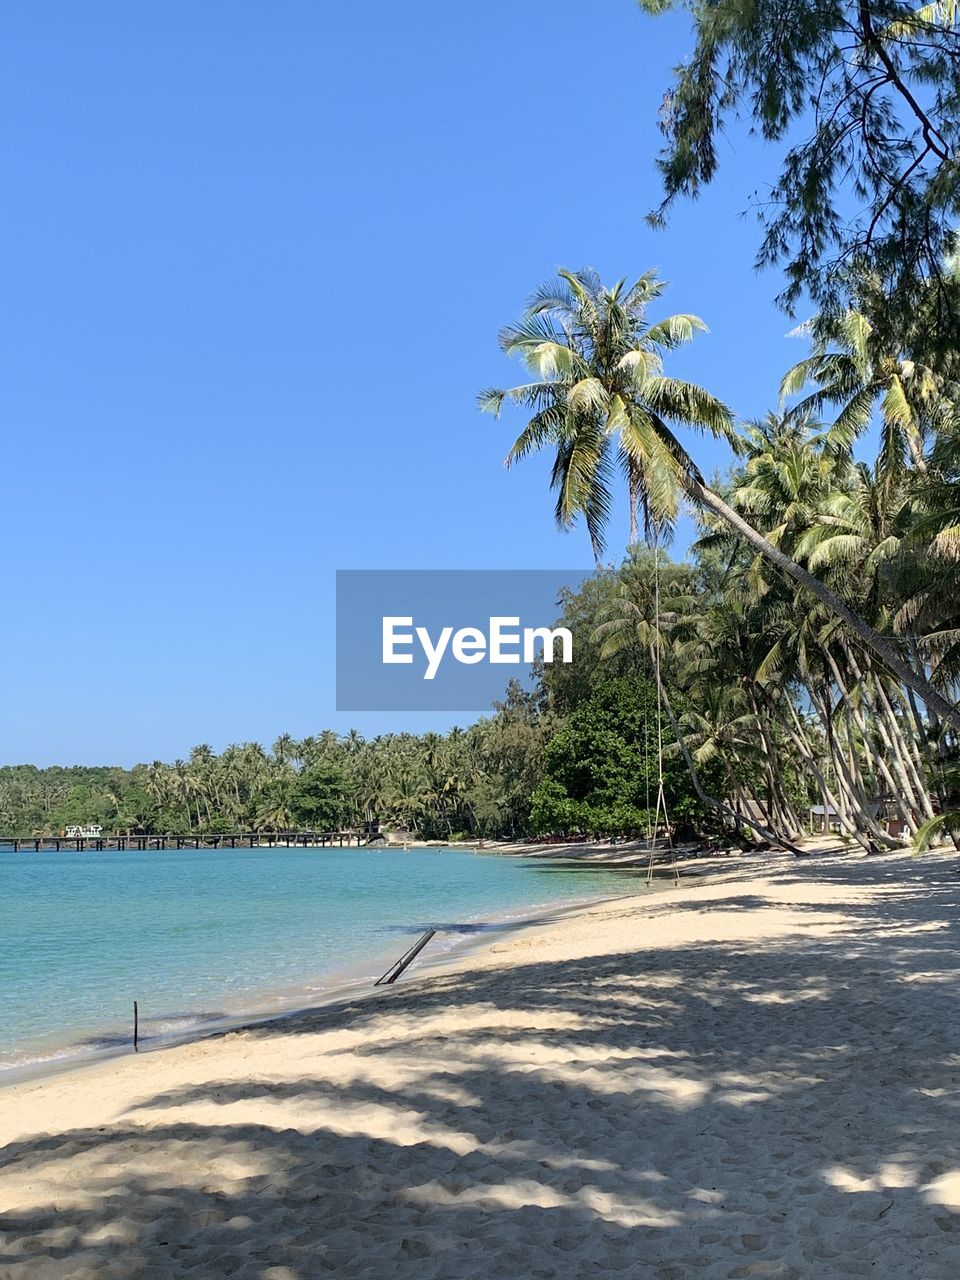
823;647;916;831
899;657;959;845
841;641;922;786
869;667;935;821
808;681;896;847
839;639;934;824
871;679;930;822
906;635;951;766
746;690;802;837
686;476;960;734
765;689;873;852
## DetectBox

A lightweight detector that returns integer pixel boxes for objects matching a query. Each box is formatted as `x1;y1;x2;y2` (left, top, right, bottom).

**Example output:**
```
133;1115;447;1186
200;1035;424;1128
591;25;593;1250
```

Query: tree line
0;696;552;840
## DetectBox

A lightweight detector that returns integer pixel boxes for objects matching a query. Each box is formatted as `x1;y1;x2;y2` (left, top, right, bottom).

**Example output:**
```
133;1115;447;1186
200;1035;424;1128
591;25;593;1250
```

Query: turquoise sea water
0;843;640;1076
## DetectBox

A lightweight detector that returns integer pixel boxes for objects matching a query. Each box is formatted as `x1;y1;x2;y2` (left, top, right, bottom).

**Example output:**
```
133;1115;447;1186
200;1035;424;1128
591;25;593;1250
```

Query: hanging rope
646;530;681;888
643;705;652;845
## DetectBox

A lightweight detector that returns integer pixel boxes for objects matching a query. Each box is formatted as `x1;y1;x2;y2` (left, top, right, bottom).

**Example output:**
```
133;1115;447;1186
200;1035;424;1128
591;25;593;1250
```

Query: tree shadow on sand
2;858;960;1279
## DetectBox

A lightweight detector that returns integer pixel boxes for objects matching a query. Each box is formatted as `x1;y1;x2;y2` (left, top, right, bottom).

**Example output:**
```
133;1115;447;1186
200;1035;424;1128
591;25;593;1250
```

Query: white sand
1;847;959;1279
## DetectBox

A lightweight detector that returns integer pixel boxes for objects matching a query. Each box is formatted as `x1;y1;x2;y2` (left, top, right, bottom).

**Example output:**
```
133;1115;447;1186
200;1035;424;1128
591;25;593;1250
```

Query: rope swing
646;532;681;889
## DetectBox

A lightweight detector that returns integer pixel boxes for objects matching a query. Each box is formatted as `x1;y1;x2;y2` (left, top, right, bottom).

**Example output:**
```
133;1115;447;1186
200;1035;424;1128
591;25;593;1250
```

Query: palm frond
642;376;737;443
504;403;566;467
913;810;960;854
479;381;559;417
567;377;609;415
644;313;708;349
826;385;877;450
806;533;865;572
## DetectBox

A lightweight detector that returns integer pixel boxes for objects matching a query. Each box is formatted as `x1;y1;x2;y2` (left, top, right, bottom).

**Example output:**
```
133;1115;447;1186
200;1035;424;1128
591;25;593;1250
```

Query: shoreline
0;841;770;1094
0;853;674;1090
0;854;727;1104
0;836;845;1090
0;836;880;1089
0;837;846;1098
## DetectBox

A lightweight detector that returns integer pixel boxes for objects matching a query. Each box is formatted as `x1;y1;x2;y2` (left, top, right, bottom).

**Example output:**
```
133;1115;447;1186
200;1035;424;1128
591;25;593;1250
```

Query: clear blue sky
1;1;797;766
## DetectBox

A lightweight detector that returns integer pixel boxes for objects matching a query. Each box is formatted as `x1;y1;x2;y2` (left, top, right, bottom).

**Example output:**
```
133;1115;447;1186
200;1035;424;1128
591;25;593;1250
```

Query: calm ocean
0;843;640;1077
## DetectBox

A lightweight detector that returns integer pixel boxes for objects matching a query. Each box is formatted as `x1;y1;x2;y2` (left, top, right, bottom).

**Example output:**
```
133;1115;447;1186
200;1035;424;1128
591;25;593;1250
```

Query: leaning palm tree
479;268;960;732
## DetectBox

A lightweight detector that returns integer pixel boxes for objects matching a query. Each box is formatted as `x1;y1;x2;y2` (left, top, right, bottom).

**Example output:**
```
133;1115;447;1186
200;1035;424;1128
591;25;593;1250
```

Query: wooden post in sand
133;1001;139;1052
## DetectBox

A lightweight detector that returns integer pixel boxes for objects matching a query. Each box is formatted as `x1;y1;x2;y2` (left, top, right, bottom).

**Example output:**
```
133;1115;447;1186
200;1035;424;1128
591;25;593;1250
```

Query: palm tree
272;734;299;768
219;744;246;823
480;268;960;732
781;304;945;474
479;268;734;553
146;762;170;817
171;759;195;829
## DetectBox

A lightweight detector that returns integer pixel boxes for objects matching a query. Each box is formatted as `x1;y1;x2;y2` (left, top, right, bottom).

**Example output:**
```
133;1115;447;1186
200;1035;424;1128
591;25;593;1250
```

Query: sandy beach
1;846;959;1279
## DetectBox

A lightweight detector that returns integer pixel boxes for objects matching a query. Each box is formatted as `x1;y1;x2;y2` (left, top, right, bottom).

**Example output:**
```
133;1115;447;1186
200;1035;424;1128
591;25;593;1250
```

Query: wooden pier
1;830;378;853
